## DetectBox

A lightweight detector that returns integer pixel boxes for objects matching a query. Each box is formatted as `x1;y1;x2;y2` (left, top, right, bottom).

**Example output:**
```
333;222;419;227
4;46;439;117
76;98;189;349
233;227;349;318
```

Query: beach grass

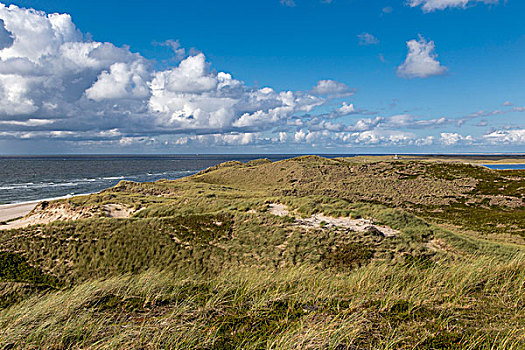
0;155;523;348
1;254;524;349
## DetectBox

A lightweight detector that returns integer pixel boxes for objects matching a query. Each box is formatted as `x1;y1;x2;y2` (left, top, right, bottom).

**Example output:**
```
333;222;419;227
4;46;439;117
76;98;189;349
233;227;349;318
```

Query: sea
481;164;525;170
0;155;322;204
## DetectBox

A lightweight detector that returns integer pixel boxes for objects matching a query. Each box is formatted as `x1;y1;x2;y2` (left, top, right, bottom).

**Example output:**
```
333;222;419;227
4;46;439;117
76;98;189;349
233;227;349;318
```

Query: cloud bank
0;2;522;153
0;3;336;144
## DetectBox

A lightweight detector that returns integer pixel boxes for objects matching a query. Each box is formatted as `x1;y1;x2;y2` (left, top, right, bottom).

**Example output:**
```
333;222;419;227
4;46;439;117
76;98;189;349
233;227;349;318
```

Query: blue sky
0;0;523;154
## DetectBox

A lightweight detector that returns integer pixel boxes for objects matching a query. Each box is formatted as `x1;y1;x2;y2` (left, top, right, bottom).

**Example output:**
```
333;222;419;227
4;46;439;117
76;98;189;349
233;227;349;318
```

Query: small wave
0;182;36;190
0;169;202;204
102;176;125;180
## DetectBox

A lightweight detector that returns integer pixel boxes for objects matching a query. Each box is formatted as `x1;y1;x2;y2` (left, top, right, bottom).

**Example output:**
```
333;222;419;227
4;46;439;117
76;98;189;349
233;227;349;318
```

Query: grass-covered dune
0;156;524;349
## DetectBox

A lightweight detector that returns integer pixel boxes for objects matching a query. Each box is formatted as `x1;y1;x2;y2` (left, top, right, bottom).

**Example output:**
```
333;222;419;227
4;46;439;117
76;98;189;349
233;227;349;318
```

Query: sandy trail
297;213;398;237
268;203;398;237
0;202;38;223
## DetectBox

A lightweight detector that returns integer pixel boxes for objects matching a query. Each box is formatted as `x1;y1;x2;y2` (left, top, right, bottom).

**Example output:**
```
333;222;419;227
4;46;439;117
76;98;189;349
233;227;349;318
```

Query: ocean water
482;164;525;170
0;155;319;204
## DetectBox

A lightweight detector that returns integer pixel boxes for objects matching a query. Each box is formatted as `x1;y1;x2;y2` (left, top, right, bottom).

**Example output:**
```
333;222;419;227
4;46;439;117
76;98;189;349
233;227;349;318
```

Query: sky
0;0;523;154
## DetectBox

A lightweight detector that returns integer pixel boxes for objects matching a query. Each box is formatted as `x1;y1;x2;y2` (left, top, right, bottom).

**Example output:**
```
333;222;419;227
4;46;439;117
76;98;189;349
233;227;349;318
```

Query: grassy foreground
0;156;524;349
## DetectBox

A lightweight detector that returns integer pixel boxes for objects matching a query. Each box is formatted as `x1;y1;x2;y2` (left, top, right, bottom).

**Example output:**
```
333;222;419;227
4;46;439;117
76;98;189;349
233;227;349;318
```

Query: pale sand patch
0;202;38;222
0;201;135;230
103;204;133;218
1;201;91;230
297;213;398;237
268;203;290;217
267;203;398;237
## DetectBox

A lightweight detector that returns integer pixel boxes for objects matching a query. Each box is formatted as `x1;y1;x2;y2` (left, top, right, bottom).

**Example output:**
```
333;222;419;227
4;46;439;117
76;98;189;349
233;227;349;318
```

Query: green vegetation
0;156;523;349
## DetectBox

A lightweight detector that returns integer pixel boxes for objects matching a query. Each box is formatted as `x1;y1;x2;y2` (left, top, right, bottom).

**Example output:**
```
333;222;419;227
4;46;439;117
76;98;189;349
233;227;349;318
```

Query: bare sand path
268;203;399;237
0;202;38;223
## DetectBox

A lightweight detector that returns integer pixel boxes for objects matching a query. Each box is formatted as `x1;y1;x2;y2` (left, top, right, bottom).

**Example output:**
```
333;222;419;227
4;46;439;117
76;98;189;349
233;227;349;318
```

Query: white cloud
416;136;435;146
440;132;473;145
358;33;379;46
280;0;296;7
294;129;307;142
150;54;217;94
0;118;53;126
285;127;436;148
351;130;416;145
397;36;447;79
86;61;151;101
0;73;38;115
347;117;384;132
388;114;448;128
407;0;498;12
464;109;507;118
171;132;272;147
311;80;353;97
0;2;339;143
0;2;150;120
483;129;525;144
338;102;355;115
0;2;513;152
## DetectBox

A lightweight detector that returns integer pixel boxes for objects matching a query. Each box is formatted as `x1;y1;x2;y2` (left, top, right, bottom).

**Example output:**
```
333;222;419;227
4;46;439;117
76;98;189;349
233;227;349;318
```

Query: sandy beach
0;202;39;223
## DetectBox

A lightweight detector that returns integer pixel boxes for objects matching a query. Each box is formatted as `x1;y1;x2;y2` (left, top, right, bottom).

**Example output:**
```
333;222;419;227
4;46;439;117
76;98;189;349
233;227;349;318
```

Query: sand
268;203;398;237
0;202;38;223
0;198;136;230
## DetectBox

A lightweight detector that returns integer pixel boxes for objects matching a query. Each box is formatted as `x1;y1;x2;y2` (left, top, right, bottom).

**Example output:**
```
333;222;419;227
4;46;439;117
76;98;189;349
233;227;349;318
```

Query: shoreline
0;201;39;223
477;163;525;169
0;193;94;223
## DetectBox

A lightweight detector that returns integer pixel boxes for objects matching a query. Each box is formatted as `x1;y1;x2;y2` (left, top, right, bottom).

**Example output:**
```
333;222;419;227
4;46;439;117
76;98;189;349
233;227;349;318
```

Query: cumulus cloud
397;36;447;79
288;128;433;147
440;132;473;145
0;2;513;152
338;102;355;115
311;80;354;97
85;61;151;101
0;2;344;144
483;129;525;144
358;33;379;46
0;2;153;121
407;0;498;12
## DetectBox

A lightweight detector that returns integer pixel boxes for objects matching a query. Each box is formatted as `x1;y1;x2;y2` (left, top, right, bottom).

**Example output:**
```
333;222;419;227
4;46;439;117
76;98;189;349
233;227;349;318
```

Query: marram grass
1;255;524;349
0;156;524;349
